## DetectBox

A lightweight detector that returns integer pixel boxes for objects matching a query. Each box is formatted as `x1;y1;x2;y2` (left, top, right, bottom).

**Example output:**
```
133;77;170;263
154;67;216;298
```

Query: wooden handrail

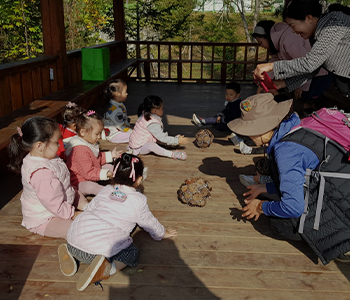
125;41;268;83
0;55;58;77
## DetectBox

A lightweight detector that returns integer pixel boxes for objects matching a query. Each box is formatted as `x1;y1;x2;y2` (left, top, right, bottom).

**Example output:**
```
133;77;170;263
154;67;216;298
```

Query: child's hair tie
17;127;23;137
129;157;139;182
66;102;77;108
112;153;124;178
86;110;96;116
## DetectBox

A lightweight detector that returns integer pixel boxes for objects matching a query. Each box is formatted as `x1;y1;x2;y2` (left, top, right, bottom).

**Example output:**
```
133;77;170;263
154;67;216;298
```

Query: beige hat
227;93;293;136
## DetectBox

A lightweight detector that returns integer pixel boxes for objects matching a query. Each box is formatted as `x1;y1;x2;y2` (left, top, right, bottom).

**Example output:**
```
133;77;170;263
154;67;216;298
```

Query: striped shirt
273;11;350;92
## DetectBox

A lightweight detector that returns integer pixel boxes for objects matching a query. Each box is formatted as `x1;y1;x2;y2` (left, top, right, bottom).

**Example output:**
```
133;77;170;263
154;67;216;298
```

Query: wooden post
113;0;127;61
40;0;68;90
221;63;227;85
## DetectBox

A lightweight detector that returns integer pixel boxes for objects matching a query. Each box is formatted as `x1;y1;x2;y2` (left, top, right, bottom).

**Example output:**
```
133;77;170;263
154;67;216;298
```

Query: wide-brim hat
227;93;293;136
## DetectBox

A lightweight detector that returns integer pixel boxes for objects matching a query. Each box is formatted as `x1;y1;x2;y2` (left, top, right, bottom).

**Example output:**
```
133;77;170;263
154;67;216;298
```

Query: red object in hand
255;72;278;92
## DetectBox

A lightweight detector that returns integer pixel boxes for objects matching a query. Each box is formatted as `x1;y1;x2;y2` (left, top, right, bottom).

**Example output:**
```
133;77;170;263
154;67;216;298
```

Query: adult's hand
243;184;267;201
253;63;274;81
242;199;262;221
273;80;286;90
294;88;303;100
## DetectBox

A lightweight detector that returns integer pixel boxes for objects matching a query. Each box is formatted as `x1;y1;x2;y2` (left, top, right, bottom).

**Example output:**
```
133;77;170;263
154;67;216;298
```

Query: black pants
269;217;302;241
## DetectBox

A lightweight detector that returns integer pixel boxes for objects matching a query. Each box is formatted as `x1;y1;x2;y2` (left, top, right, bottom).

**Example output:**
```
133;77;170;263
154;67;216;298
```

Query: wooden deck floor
1;82;350;300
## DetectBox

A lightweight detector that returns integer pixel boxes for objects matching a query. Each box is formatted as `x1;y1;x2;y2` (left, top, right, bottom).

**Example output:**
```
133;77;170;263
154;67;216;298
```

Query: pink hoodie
269;22;328;91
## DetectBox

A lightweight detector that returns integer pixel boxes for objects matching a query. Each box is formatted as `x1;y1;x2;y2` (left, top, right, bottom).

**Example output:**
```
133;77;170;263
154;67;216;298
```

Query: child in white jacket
58;153;177;291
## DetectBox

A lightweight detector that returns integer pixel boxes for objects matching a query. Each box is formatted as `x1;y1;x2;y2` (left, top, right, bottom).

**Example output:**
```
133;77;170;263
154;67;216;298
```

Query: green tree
64;0;111;51
102;0;199;41
0;0;43;64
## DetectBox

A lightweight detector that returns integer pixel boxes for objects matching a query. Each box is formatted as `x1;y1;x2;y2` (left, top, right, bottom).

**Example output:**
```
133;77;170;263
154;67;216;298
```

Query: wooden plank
0;100;68;149
1;82;350;300
0;76;13;117
2;281;350;300
9;73;23;111
20;70;34;106
31;67;43;99
41;64;51;96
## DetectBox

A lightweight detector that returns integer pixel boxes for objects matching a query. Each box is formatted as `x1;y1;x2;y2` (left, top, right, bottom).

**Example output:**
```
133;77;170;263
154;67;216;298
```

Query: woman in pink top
252;20;332;110
58;153;177;291
7;116;89;239
65;110;122;196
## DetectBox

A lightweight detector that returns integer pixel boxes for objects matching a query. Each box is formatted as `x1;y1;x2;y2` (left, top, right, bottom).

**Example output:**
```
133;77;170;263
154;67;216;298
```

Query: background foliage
0;0;349;64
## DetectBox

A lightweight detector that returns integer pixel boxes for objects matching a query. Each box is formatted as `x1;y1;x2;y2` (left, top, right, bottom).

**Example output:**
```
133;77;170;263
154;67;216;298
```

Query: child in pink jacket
65;110;122;196
58;153;177;291
7;116;88;239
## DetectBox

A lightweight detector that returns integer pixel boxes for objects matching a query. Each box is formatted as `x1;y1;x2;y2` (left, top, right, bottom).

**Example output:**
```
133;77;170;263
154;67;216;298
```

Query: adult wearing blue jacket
228;93;350;264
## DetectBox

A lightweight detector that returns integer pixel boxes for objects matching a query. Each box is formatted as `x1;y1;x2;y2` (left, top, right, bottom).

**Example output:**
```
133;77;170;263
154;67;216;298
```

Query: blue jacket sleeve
262;142;319;218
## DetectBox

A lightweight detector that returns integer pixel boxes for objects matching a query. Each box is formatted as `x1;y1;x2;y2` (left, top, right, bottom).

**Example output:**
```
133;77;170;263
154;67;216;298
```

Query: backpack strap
299;168;312;234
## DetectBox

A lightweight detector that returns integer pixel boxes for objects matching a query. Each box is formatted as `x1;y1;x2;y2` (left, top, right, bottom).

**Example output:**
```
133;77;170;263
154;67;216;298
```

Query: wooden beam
113;0;127;60
40;0;69;89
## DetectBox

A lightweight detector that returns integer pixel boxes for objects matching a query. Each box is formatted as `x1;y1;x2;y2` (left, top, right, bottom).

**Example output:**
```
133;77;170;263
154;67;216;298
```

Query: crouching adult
228;93;350;265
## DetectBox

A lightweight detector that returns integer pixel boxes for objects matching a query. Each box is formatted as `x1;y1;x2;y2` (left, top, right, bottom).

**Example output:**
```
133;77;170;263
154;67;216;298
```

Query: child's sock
172;151;187;160
109;261;117;275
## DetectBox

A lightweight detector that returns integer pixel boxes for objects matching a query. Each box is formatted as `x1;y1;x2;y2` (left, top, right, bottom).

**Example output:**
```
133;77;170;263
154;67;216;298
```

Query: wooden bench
0;58;137;176
42;58;137;103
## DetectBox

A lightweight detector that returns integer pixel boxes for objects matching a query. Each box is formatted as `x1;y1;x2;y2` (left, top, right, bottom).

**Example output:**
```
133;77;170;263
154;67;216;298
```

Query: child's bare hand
216;116;221;123
164;228;177;239
112;148;123;159
72;210;82;220
107;171;114;179
178;135;189;145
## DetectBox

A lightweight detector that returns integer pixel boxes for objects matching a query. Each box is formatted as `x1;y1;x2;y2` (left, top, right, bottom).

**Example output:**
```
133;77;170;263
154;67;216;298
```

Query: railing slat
126;41;266;83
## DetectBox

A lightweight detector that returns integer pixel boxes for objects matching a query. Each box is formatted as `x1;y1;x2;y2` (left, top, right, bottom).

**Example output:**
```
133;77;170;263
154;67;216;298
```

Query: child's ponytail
7;116;58;173
112;153;144;186
138;95;163;121
7;129;27;174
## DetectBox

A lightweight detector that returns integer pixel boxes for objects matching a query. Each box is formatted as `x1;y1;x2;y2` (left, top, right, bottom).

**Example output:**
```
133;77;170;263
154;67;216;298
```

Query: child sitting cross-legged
58;153;177;291
65;110;122;196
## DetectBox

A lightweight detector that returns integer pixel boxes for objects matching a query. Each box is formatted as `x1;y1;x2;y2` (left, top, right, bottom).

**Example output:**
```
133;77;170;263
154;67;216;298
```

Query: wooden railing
0;41;266;117
126;41;268;83
0;41;126;117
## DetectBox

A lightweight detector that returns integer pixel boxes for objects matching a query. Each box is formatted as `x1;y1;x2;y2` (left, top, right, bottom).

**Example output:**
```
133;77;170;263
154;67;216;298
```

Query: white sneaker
192;113;203;127
229;133;243;146
239;141;252;154
239;174;257;187
142;167;148;182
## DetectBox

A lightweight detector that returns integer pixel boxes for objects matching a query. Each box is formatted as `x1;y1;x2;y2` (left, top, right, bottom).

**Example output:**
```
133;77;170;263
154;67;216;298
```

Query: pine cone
195;129;214;148
178;177;212;207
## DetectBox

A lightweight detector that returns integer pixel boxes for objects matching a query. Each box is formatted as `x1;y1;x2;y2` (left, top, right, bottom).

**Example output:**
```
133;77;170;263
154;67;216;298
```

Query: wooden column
40;0;68;89
113;0;127;60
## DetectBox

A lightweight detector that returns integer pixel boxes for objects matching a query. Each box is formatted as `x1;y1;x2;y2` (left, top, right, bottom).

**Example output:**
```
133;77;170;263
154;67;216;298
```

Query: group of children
7;78;247;291
7;78;194;291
